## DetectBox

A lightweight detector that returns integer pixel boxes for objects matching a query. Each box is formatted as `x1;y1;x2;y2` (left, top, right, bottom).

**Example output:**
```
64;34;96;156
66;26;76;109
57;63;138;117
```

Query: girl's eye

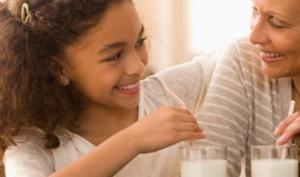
105;51;123;62
269;17;285;29
135;37;147;48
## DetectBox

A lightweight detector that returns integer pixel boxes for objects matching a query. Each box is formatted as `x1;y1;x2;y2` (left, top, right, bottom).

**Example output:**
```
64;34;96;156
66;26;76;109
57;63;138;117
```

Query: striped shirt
197;37;292;177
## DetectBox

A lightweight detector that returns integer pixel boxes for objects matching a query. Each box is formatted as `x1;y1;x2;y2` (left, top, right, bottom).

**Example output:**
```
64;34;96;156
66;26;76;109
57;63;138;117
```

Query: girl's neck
73;106;139;145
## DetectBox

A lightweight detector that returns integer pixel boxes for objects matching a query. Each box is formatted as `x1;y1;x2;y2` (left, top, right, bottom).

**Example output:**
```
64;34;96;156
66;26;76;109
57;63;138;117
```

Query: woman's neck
73;106;139;145
292;77;300;111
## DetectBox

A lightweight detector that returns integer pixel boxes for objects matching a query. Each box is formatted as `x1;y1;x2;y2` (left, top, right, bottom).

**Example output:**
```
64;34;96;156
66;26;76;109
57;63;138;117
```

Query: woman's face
250;0;300;79
61;1;148;111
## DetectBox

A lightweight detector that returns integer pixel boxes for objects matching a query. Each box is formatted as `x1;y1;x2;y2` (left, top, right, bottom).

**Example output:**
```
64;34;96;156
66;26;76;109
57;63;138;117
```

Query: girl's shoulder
4;128;80;175
10;128;48;148
4;129;55;176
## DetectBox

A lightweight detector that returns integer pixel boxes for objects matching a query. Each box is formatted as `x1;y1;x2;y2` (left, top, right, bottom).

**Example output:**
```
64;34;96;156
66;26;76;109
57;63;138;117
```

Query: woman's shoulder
142;60;204;112
222;37;260;64
149;60;203;86
214;37;262;77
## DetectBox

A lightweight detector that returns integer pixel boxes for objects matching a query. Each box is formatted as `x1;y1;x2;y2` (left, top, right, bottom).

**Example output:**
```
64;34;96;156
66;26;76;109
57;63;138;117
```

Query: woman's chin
261;65;284;79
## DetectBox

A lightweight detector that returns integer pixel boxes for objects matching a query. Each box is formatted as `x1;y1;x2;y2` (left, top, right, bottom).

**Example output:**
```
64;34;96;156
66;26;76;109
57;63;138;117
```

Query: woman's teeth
260;51;285;63
261;52;284;58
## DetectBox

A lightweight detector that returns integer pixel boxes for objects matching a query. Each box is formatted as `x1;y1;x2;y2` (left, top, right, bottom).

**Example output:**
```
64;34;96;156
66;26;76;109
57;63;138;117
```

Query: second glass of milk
251;144;298;177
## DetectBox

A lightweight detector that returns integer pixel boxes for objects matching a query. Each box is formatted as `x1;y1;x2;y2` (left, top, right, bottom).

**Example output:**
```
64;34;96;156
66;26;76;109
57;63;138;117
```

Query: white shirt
4;60;204;177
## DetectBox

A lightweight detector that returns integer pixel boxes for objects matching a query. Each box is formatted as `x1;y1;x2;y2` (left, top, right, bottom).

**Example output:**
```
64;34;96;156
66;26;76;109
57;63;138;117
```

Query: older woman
198;0;300;176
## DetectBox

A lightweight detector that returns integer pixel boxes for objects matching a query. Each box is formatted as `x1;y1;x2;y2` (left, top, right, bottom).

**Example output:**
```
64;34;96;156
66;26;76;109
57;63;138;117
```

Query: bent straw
162;85;196;147
288;100;296;117
280;100;296;159
162;85;187;109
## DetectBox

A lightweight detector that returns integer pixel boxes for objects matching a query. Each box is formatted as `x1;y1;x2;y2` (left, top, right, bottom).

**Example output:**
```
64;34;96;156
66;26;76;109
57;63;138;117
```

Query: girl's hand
127;106;204;153
274;112;300;145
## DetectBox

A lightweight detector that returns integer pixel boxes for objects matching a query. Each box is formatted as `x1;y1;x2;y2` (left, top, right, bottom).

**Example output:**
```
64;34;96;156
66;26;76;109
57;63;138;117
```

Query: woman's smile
259;50;285;63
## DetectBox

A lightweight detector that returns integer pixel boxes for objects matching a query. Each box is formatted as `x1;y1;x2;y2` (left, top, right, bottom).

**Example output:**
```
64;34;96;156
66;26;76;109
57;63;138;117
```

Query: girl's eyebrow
98;25;145;54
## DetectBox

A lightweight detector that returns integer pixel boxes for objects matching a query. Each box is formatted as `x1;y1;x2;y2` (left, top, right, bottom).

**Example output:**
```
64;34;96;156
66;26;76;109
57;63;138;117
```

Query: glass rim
251;143;298;149
180;143;227;151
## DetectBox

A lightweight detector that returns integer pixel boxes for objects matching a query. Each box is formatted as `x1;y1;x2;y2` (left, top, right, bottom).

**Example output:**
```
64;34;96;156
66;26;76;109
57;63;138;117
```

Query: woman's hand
127;106;204;154
274;112;300;145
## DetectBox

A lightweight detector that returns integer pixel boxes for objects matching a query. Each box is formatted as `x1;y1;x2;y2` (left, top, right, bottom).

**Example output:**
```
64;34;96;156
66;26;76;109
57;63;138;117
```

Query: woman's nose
249;16;270;45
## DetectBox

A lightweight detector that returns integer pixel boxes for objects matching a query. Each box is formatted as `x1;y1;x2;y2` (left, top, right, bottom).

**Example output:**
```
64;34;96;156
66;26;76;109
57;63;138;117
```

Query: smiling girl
0;0;204;177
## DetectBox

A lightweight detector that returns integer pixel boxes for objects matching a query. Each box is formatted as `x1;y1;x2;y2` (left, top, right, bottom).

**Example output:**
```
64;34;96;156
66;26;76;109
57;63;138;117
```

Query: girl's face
62;1;148;110
249;0;300;79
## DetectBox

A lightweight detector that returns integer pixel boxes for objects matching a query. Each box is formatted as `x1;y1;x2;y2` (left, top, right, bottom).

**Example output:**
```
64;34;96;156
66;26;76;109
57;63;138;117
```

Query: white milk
181;159;227;177
251;159;298;177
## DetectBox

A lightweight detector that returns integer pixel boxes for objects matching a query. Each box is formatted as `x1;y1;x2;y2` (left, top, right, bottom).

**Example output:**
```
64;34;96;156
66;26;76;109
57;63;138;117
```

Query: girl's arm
50;107;203;177
5;107;203;177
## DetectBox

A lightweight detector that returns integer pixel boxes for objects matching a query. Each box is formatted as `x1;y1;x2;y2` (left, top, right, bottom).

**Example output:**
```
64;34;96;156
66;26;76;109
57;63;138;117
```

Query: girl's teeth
118;83;139;90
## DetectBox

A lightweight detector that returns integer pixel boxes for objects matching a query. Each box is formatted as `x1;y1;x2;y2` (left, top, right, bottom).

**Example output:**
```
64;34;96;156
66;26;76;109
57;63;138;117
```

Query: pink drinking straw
280;100;296;159
162;84;196;147
162;85;186;109
287;100;296;118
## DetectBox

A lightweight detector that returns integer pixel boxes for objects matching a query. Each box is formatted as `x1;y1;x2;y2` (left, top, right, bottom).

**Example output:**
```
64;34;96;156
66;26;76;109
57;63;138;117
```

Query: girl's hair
0;0;125;159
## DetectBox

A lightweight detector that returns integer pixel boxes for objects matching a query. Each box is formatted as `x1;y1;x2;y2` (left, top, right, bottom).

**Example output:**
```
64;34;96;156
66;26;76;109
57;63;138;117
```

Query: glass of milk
251;144;298;177
180;142;227;177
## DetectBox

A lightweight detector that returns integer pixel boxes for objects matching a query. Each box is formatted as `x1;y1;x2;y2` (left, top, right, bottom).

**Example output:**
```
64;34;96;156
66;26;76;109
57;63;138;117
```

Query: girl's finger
177;132;205;141
180;116;198;124
171;107;192;114
175;122;202;132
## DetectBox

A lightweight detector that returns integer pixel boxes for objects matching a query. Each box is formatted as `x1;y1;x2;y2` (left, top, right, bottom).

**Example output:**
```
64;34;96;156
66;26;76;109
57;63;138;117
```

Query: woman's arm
197;40;251;177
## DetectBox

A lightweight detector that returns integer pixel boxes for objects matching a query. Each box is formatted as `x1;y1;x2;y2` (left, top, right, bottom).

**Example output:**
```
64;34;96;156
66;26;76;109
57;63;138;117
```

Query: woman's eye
269;17;285;29
105;51;123;62
135;37;147;48
252;7;258;16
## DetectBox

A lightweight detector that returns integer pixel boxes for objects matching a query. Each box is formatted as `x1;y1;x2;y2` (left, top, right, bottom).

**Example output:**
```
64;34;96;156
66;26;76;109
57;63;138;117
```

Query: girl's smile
114;81;140;96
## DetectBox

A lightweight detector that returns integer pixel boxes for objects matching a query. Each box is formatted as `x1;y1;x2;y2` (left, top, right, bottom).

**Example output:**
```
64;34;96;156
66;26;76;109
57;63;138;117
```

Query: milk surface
251;159;298;177
181;159;227;177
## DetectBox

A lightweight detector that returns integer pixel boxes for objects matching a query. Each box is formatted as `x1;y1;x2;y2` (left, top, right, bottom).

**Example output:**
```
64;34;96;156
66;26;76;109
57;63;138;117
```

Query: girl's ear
58;71;70;86
49;58;71;86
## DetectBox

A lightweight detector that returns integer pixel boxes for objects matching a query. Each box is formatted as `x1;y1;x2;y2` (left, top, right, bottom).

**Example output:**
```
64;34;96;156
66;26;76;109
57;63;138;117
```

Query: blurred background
133;0;252;71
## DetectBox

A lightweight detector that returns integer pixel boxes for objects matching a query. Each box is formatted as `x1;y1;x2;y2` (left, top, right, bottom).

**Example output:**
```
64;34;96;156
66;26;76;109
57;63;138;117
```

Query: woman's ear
49;58;71;86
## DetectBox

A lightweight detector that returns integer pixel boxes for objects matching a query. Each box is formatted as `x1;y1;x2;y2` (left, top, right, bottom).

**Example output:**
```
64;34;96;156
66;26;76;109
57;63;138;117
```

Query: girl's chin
119;96;140;109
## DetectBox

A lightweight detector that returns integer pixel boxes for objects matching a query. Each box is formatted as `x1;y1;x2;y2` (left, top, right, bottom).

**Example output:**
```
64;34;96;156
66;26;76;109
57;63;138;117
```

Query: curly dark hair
0;0;126;160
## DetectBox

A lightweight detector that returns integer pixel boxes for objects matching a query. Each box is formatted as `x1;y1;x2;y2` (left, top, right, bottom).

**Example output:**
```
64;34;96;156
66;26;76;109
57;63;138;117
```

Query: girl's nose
124;51;145;76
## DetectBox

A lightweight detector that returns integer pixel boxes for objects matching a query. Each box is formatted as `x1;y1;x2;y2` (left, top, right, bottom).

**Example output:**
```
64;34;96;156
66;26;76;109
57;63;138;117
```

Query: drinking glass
251;144;298;177
180;143;227;177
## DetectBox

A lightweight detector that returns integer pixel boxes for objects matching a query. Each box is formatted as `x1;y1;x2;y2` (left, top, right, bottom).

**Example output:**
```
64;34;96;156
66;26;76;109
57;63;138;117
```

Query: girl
0;0;205;177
